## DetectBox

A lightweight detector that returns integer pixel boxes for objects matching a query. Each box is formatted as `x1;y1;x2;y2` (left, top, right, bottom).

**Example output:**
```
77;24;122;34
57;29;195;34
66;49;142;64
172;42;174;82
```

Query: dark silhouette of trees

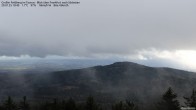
184;89;196;108
3;96;17;110
50;98;60;110
39;98;60;110
1;89;195;110
125;100;138;110
157;87;180;110
112;100;138;110
85;96;100;110
61;100;67;110
112;101;124;110
19;96;30;110
39;100;50;110
64;98;77;110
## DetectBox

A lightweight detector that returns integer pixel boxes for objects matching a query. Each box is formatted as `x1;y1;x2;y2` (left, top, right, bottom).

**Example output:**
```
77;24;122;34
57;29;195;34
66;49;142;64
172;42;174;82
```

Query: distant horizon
1;0;196;72
0;55;195;73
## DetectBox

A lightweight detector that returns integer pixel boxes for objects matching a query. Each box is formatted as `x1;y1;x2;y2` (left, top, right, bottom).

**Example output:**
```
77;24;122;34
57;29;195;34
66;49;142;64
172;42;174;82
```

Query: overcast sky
0;0;196;71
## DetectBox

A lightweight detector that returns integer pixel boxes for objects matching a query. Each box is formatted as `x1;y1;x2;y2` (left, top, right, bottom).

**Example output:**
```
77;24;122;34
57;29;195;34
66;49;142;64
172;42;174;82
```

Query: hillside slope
0;62;196;104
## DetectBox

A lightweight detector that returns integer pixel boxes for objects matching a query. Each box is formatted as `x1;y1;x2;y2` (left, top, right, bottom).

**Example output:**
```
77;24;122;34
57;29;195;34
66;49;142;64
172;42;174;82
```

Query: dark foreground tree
61;98;77;110
3;96;17;110
19;96;30;110
50;98;60;110
125;100;138;110
184;89;196;108
157;87;180;110
85;96;100;110
65;98;77;110
112;100;138;110
112;101;124;110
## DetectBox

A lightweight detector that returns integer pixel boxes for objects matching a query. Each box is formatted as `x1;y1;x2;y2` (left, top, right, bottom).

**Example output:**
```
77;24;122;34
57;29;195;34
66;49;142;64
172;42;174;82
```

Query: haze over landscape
0;0;196;71
1;0;196;110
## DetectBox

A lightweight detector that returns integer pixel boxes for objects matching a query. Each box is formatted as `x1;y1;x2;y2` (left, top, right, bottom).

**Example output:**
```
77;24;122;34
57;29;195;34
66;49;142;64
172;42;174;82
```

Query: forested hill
0;62;196;105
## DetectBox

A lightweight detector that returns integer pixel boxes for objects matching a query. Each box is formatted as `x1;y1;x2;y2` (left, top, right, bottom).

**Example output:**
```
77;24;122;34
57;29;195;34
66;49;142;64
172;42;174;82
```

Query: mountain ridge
0;61;195;106
56;61;196;74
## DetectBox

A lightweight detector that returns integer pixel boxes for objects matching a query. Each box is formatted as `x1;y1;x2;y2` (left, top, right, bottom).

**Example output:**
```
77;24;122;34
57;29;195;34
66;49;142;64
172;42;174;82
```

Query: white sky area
0;0;196;71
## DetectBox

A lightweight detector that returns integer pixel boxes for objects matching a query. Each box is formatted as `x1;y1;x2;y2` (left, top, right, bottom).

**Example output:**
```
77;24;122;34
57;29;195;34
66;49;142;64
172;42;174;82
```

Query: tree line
0;87;196;110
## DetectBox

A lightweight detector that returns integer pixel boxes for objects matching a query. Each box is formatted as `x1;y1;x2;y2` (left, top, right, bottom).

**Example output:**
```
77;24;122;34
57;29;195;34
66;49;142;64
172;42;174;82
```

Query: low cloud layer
0;0;196;70
0;49;196;71
127;49;196;71
0;0;196;57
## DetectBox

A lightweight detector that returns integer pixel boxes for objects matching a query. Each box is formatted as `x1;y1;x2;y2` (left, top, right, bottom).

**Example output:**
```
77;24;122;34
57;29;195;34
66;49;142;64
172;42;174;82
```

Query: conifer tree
65;98;77;110
112;101;124;110
112;100;138;110
157;87;180;110
19;96;30;110
3;96;17;110
61;100;66;110
39;100;49;110
85;96;100;110
184;89;196;108
125;100;138;110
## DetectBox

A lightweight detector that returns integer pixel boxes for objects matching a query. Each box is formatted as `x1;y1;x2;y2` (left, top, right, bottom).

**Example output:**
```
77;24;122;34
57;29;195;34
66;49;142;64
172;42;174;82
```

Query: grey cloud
0;0;196;57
